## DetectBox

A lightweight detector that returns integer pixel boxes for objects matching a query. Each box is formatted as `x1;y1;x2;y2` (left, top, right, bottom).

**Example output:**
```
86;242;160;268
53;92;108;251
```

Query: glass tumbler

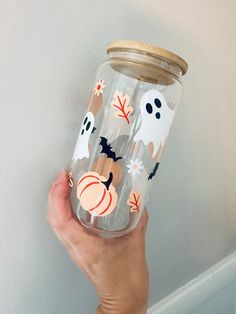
69;40;188;237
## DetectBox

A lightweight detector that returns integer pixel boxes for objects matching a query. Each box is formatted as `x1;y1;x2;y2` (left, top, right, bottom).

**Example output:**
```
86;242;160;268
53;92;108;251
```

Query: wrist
95;283;148;314
96;300;148;314
95;304;104;314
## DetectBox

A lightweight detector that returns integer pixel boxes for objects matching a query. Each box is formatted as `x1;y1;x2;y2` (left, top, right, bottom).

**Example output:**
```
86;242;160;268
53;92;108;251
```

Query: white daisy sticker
127;158;143;175
94;79;105;96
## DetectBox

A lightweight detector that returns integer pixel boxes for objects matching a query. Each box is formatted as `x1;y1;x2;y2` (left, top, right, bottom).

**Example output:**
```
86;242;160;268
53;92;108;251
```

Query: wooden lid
107;40;188;76
109;59;175;85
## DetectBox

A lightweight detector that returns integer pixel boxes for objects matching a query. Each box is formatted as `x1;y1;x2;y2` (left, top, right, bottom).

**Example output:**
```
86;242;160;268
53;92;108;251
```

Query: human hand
47;170;149;314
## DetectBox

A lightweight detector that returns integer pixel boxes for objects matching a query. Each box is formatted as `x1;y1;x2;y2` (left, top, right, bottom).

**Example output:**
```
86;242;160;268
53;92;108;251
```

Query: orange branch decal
111;91;133;124
127;191;141;213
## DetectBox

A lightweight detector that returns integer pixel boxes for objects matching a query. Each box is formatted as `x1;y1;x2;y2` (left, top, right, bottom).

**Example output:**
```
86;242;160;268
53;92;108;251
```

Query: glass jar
69;40;188;238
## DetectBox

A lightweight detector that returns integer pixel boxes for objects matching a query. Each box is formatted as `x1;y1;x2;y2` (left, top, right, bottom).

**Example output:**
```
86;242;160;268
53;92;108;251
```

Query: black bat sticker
99;137;122;161
92;126;96;134
148;162;160;180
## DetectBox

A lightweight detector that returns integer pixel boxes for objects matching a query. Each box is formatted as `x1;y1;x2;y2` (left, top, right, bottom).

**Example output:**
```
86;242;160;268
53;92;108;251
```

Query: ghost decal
133;90;174;158
72;112;95;162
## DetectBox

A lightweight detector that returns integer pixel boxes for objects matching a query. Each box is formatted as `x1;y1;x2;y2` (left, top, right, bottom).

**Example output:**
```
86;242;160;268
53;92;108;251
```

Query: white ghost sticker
133;90;175;158
72;112;95;162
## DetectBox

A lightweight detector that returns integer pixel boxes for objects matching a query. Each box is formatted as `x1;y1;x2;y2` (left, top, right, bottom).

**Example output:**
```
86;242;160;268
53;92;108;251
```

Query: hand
47;171;149;314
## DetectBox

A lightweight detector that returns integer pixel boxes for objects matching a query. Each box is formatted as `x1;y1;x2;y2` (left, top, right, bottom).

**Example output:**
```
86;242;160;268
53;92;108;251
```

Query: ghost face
133;90;174;158
72;112;95;162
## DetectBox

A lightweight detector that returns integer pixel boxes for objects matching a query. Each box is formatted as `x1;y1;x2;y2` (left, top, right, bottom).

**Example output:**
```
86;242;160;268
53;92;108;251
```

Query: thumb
138;208;149;234
47;170;73;224
129;208;149;237
47;170;94;249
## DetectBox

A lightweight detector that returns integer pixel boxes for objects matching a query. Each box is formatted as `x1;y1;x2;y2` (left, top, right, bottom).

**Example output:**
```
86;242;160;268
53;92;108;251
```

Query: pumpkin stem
102;172;113;190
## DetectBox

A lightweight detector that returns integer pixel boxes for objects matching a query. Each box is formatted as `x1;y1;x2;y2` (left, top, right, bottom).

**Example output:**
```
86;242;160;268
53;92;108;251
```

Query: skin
47;170;149;314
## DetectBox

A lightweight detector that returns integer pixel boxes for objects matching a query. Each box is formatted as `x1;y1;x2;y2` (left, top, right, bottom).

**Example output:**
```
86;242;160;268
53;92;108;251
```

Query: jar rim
106;40;188;76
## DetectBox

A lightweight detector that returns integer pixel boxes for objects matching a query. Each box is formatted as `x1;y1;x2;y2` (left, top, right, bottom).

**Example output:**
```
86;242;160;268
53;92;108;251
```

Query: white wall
0;1;235;313
193;281;236;314
148;251;236;314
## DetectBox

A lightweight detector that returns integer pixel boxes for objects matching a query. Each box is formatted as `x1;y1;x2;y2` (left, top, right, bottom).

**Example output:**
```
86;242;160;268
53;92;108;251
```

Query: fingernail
67;170;74;187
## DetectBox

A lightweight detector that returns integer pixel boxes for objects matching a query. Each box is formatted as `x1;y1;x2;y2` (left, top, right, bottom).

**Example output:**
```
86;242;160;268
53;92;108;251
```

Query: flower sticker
111;91;133;124
127;191;141;213
94;79;105;96
127;158;143;175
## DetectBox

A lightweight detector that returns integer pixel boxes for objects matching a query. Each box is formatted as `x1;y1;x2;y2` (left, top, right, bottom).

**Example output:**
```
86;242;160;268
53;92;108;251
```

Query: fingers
47;170;93;249
47;170;148;247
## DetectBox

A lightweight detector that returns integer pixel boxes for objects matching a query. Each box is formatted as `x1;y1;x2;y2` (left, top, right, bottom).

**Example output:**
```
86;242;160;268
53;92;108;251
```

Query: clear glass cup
69;40;188;237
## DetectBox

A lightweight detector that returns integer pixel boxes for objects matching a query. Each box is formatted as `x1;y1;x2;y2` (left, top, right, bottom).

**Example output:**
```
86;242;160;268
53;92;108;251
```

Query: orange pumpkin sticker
77;171;118;217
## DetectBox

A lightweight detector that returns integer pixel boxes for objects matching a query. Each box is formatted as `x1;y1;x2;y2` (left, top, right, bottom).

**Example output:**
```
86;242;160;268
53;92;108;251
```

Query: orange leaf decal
111;91;133;124
127;191;141;213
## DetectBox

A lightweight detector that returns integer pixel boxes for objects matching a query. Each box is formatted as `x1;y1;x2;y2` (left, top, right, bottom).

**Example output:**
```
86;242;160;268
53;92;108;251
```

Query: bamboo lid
107;40;188;76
